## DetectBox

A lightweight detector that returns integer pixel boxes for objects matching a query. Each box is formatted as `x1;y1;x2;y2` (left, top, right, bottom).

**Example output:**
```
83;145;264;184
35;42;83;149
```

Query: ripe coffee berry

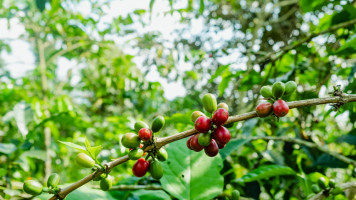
256;102;273;118
138;128;152;141
204;139;219;157
217;143;226;149
187;136;193;150
273;99;289;117
212;126;231;145
212;108;229;126
195;116;212;133
190;134;204;152
132;158;150;177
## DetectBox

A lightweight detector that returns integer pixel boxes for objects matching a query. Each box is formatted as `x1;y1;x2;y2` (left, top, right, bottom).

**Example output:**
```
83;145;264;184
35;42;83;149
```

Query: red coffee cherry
204;139;219;157
195;116;212;133
132;158;150;177
138;128;152;141
273;99;289;117
256;102;273;118
187;136;193;150
212;108;229;126
190;134;204;152
217;143;226;149
212;126;231;145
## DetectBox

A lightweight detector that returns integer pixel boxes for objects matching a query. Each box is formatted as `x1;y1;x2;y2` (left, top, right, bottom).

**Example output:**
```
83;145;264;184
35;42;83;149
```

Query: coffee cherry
132;158;150;177
157;148;168;161
204;139;219;157
187;136;193;150
202;93;217;113
198;132;212;146
318;177;328;189
47;173;60;188
329;179;336;188
217;102;229;111
149;159;163;180
256;102;273;118
195;116;212;133
212;108;229;126
121;133;141;148
138;128;152;141
231;190;240;200
311;184;321;193
100;175;112;191
190;134;204;152
191;111;205;123
260;86;273;98
330;186;343;195
272;81;285;98
212;126;231;145
93;173;106;181
217;143;226;149
134;121;149;132
273;100;289;117
23;180;43;196
151;115;165;132
128;148;144;160
284;81;297;96
76;153;95;168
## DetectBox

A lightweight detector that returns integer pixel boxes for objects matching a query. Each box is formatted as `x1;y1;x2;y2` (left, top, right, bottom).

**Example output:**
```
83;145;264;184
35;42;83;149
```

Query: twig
246;136;356;167
49;94;356;200
93;184;163;191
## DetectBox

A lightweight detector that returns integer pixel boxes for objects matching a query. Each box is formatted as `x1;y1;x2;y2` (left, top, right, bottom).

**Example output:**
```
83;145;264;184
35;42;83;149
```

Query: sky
0;0;192;100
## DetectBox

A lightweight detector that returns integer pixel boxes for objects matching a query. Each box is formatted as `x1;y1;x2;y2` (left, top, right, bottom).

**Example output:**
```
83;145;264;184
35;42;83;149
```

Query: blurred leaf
160;139;224;200
14;102;33;137
234;165;296;183
58;141;87;153
131;190;171;200
262;150;285;165
199;0;204;14
209;65;229;83
299;0;325;12
242;118;258;136
315;153;348;168
0;143;16;155
219;138;250;159
22;150;47;161
335;34;356;55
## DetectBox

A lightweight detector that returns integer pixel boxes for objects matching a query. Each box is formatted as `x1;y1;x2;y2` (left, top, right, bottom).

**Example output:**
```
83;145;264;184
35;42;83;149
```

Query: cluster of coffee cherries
309;177;343;197
256;81;297;118
187;93;231;157
121;116;168;180
23;173;60;196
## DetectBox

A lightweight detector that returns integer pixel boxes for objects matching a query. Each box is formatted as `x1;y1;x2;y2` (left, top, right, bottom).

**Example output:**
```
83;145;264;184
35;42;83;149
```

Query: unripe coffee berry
190;134;204;152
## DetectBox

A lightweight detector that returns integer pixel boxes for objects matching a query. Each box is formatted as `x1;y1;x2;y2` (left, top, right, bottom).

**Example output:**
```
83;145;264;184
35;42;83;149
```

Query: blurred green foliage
0;0;356;199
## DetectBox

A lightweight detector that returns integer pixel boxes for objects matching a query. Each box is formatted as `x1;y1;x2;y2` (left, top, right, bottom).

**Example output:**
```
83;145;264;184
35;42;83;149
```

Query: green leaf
87;145;102;160
219;139;250;159
14;102;33;137
58;141;87;153
299;0;325;12
218;75;233;97
0;143;16;155
131;190;171;200
149;0;155;13
335;34;356;55
84;137;91;149
160;139;224;200
22;150;47;161
199;0;204;14
209;65;229;83
234;165;296;183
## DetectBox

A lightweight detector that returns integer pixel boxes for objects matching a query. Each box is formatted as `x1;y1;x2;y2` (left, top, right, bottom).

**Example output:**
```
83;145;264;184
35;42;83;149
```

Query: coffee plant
2;0;356;200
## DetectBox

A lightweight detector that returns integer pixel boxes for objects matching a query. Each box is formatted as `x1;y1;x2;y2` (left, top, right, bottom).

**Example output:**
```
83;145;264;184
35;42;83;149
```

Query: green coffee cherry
47;173;60;188
330;186;343;195
93;173;106;181
217;102;229;111
231;189;240;200
76;153;95;168
284;81;297;96
191;111;205;123
157;148;168;162
134;121;149;132
23;180;43;196
318;177;328;190
202;93;217;113
121;133;141;148
100;175;112;191
149;160;163;180
272;81;285;99
311;184;321;193
151;116;165;132
328;179;336;188
128;148;144;160
198;132;211;147
260;86;273;98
